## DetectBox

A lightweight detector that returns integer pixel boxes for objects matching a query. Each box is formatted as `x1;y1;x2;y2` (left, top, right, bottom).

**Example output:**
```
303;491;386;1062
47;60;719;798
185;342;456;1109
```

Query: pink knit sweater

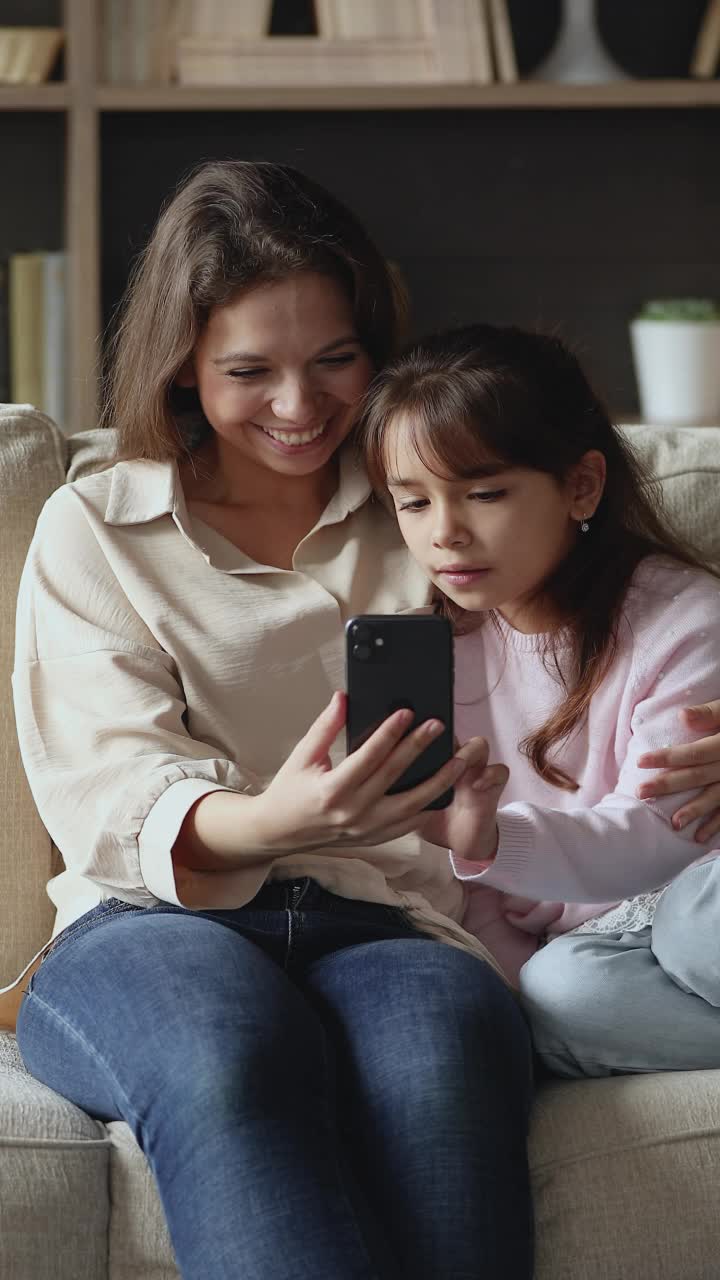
455;557;720;985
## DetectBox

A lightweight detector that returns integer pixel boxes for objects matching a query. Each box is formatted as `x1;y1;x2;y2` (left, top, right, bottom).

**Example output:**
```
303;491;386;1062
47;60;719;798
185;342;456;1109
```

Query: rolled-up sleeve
12;489;258;909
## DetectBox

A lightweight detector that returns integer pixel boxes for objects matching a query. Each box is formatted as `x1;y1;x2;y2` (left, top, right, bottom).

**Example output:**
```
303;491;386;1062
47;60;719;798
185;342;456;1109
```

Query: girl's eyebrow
212;335;361;368
387;463;508;488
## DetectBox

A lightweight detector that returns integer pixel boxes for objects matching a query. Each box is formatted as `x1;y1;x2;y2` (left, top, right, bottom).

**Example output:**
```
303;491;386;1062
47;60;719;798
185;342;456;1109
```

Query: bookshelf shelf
3;0;719;431
0;85;69;111
95;79;720;113
3;79;720;117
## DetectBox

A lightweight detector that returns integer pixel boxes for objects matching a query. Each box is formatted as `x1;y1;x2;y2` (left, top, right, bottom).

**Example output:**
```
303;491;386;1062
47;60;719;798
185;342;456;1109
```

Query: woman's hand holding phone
252;691;471;853
420;737;509;864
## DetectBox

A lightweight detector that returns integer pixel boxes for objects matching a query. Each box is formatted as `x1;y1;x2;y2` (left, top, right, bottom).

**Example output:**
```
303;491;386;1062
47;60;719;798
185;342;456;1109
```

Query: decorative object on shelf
314;0;431;40
0;27;63;85
532;0;627;84
630;299;720;427
691;0;720;79
487;0;518;83
101;0;274;84
178;0;495;87
182;0;273;37
7;251;66;427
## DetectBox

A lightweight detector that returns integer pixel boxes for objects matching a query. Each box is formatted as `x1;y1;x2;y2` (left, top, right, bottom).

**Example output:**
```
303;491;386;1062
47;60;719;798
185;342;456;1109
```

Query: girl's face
181;272;373;483
385;418;594;633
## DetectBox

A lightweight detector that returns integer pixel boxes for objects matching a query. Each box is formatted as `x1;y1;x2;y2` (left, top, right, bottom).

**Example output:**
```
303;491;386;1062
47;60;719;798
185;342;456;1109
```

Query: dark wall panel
101;106;720;415
0;114;64;257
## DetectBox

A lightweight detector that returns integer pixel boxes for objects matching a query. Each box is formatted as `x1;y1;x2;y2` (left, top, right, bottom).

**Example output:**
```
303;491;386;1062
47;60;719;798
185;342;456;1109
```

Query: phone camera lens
353;642;372;661
352;623;371;642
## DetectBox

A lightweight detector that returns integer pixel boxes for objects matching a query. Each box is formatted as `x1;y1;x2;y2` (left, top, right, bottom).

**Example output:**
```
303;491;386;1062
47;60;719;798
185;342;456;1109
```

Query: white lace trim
568;888;667;936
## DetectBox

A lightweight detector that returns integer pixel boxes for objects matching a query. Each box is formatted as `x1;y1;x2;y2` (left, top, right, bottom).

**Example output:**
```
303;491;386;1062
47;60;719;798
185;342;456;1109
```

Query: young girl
359;321;720;1076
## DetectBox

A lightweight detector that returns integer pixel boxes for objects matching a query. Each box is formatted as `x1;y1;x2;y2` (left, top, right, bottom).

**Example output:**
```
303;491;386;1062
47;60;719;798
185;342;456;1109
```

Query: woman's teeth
262;423;327;446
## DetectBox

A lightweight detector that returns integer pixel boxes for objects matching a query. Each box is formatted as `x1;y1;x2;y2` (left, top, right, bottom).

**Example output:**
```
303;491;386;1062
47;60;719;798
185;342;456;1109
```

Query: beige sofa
2;402;720;1280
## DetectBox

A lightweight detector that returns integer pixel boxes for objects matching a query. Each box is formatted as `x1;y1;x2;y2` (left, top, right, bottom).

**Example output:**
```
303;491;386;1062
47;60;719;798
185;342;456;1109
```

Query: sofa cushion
66;426;118;483
0;407;67;983
530;1070;720;1279
620;424;720;567
107;1121;178;1280
0;1031;109;1279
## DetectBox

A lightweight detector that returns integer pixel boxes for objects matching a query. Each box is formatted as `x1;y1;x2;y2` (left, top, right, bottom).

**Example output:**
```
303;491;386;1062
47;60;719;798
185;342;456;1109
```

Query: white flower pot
630;319;720;426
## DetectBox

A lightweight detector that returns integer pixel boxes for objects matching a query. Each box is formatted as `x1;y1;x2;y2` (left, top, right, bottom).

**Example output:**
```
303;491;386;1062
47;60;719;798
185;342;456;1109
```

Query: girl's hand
420;738;509;863
636;700;720;843
252;691;470;853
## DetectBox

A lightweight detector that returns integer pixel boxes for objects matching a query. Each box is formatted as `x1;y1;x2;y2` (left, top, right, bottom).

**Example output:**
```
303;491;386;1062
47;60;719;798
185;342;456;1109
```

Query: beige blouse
12;445;504;981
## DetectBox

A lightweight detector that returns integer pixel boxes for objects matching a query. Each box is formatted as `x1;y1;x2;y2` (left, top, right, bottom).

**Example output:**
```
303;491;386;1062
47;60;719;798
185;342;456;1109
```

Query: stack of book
0;252;67;429
99;0;519;87
0;27;63;84
100;0;272;83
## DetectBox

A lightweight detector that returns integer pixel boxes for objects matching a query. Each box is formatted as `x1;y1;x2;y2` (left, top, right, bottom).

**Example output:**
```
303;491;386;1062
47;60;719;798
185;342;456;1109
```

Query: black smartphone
345;613;455;810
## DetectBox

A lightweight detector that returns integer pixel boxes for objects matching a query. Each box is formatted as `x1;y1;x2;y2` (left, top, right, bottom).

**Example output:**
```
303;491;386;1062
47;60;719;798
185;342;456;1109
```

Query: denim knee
519;936;604;1051
652;859;720;1005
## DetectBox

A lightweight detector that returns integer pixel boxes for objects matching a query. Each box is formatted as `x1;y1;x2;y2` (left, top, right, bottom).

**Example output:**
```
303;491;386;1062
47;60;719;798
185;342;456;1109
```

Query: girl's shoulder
623;554;720;640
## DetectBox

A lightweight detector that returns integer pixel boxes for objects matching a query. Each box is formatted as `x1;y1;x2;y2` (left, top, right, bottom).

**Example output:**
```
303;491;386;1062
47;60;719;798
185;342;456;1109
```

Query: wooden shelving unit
3;0;720;428
95;79;720;111
0;85;69;109
3;78;720;115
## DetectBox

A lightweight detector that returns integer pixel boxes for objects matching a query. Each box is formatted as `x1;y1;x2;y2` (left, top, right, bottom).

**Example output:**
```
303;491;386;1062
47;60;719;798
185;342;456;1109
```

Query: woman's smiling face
180;271;374;484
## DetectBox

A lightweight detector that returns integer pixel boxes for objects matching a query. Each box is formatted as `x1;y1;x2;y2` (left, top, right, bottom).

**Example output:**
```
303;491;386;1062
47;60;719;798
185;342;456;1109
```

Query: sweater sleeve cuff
451;810;538;889
138;778;235;905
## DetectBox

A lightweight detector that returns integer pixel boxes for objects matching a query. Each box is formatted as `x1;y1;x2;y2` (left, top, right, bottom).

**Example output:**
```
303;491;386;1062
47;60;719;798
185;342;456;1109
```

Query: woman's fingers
683;701;720;730
670;781;720;836
289;691;348;769
369;732;490;808
365;720;462;804
695;808;720;843
384;750;469;816
340;709;436;791
637;739;720;771
637;761;720;799
638;702;720;772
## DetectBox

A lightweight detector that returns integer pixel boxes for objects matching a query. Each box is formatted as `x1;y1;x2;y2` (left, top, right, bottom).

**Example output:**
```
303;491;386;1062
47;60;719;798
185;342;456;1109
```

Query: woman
13;161;531;1280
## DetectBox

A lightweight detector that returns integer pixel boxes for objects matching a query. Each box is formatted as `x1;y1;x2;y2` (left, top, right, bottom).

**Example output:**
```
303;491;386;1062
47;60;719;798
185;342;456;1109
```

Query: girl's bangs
382;391;510;484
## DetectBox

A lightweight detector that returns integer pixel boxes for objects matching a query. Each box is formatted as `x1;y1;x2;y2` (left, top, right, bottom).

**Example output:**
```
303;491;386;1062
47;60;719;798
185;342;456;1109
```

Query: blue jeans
17;878;533;1279
521;857;720;1077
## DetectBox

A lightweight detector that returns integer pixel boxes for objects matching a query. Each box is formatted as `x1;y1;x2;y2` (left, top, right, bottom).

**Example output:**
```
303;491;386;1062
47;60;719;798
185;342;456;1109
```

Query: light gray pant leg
519;920;720;1079
652;857;720;1005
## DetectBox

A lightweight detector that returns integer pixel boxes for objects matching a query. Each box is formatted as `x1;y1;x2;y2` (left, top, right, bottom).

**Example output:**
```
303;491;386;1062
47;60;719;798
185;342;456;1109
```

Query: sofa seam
0;1136;111;1149
531;1123;720;1176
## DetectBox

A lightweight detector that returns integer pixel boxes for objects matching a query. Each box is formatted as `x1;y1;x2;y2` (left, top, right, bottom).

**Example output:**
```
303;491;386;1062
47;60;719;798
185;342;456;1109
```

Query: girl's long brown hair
103;160;407;461
360;324;720;790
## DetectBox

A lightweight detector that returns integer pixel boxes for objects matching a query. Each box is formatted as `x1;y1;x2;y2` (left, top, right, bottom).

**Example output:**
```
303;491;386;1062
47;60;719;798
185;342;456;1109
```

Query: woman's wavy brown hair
360;323;719;790
103;160;408;461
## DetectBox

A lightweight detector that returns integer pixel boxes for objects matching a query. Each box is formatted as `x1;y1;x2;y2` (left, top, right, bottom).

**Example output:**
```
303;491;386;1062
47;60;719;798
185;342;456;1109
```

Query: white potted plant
630;298;720;426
